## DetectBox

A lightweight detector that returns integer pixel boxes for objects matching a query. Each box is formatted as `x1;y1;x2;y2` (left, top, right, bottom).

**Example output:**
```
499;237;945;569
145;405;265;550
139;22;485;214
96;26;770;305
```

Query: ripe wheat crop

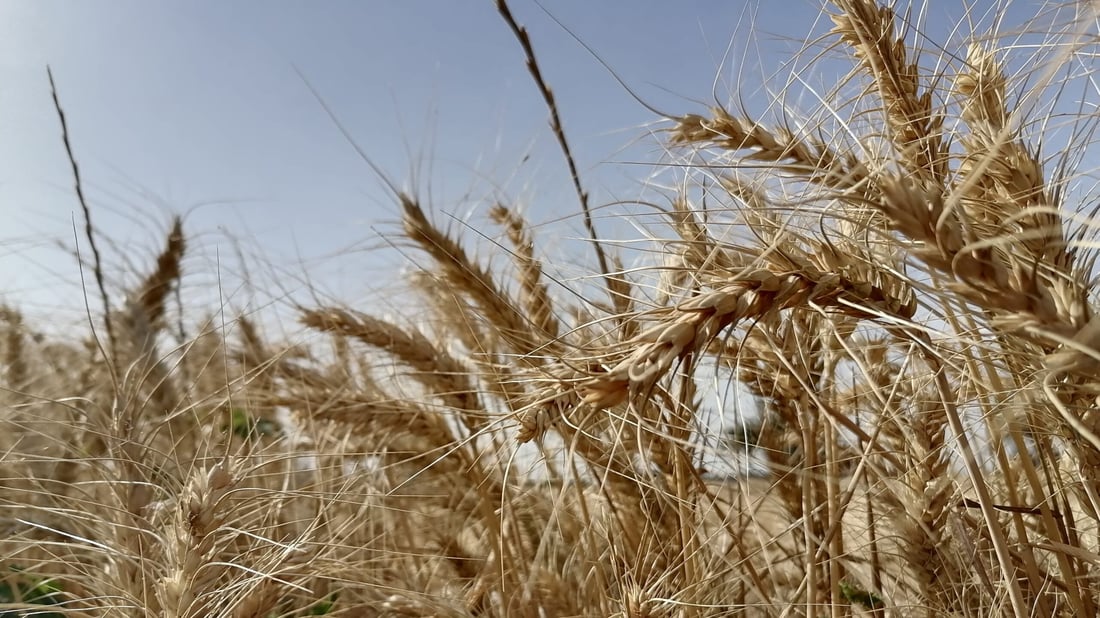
5;1;1100;616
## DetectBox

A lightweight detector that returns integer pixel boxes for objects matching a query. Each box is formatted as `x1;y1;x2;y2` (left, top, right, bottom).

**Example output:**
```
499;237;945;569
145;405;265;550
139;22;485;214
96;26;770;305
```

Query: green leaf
0;567;65;618
307;593;338;615
839;580;884;610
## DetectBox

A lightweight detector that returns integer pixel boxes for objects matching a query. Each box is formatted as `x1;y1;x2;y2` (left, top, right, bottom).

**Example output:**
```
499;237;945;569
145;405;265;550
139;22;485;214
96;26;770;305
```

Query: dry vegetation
6;0;1100;615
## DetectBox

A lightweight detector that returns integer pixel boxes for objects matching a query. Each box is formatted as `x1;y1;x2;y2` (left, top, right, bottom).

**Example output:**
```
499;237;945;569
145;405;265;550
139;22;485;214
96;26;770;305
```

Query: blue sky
0;0;1052;326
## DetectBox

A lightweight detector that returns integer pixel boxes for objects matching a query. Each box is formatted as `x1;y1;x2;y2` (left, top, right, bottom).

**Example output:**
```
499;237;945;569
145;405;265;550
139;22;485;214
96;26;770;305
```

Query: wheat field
6;0;1100;616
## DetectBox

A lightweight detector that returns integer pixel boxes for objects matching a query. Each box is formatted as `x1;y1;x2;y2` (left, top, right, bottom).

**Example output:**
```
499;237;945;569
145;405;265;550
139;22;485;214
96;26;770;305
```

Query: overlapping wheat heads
8;0;1100;616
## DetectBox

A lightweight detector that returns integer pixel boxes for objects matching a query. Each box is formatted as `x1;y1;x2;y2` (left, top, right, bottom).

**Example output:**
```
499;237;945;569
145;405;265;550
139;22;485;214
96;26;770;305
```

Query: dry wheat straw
12;1;1100;615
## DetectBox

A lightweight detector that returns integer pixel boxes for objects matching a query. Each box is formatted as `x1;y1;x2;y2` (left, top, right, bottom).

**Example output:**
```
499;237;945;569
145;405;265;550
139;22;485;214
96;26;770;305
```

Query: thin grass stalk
493;0;612;286
47;67;116;361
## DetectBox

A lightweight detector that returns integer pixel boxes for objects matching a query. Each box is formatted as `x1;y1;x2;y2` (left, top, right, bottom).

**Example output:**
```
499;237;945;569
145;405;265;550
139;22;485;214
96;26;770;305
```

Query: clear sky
0;0;1052;327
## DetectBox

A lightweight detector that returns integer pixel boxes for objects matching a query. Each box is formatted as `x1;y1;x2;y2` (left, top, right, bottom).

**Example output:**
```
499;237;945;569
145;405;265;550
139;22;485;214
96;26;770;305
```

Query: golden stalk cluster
4;1;1100;616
